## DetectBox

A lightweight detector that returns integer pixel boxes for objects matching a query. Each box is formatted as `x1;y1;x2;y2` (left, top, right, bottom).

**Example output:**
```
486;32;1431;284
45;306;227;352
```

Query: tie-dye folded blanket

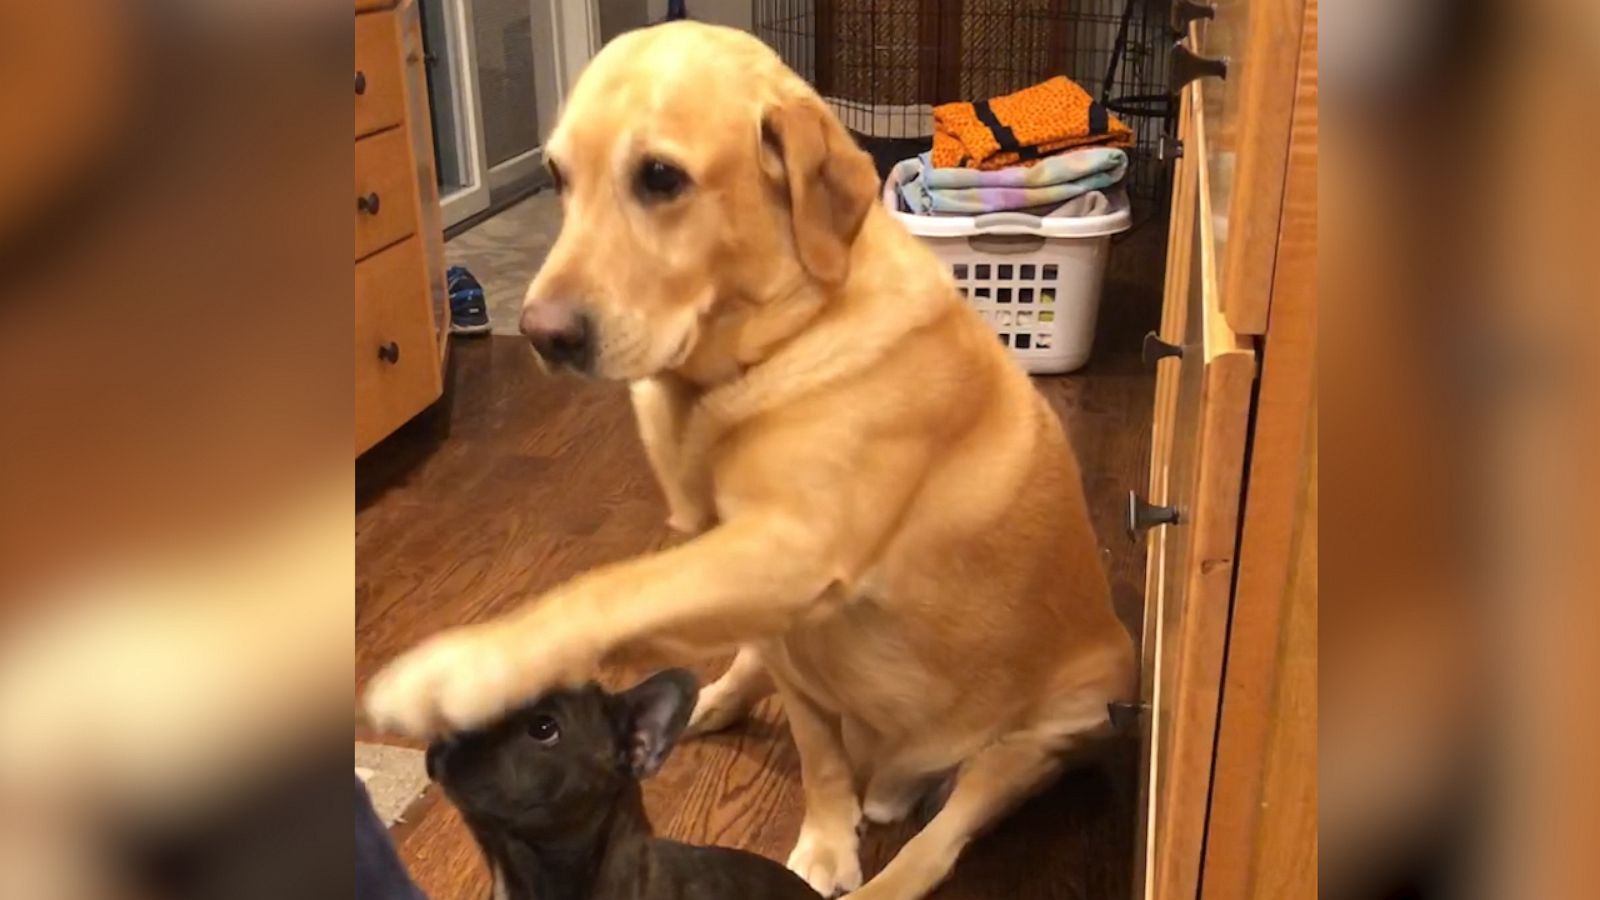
893;147;1128;216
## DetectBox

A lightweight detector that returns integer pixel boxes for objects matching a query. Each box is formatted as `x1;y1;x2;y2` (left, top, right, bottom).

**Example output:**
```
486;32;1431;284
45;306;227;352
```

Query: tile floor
444;191;562;335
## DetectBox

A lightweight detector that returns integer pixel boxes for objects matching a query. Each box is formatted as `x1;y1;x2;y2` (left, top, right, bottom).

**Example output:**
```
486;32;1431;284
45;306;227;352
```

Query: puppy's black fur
427;669;821;900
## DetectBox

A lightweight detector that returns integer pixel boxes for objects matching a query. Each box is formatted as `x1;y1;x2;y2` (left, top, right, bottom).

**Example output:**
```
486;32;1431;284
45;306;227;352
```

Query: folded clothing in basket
932;76;1134;171
892;148;1127;215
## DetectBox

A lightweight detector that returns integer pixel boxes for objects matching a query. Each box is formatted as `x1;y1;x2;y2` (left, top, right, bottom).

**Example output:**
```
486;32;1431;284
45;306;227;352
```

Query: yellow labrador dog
366;21;1134;900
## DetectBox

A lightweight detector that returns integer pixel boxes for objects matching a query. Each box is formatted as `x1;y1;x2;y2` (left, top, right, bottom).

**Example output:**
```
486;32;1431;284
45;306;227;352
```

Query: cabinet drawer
354;127;418;261
355;10;405;138
1188;0;1307;335
356;237;441;454
1145;86;1199;509
1137;75;1257;900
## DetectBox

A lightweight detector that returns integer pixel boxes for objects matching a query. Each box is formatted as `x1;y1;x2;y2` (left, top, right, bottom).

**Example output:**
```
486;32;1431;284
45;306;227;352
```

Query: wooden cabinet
1135;0;1317;898
1139;90;1258;900
354;0;446;455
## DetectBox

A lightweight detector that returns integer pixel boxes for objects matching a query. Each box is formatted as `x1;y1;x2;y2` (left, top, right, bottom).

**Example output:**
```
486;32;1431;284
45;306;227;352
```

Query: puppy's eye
527;715;560;746
636;158;689;201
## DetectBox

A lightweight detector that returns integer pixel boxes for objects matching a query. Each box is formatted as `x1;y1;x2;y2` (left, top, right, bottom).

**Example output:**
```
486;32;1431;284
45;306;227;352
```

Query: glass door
420;0;488;225
421;0;586;228
473;0;546;194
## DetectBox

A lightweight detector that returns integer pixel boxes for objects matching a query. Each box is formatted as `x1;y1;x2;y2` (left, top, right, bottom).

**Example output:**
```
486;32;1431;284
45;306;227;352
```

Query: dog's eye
527;715;561;746
636;158;689;201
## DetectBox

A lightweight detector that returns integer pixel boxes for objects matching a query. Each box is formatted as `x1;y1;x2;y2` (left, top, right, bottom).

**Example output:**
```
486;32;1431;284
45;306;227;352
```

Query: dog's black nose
521;302;592;371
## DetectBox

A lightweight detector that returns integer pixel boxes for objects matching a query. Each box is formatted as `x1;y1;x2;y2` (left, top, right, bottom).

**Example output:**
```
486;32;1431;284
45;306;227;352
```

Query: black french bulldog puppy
426;669;822;900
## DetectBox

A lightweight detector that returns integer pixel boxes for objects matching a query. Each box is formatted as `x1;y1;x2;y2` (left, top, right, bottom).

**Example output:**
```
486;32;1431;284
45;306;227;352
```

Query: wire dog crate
753;0;1173;209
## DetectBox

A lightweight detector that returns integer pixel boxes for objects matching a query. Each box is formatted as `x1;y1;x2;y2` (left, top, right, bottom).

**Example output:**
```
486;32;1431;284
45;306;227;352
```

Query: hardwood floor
356;224;1161;899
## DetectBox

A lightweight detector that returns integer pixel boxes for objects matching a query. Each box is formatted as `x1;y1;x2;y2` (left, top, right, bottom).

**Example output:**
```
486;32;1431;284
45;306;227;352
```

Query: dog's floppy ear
615;669;698;778
761;95;879;286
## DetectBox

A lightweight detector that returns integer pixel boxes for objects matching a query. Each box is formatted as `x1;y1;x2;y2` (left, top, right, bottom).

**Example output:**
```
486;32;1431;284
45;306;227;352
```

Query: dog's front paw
685;678;752;736
363;628;521;737
861;793;916;826
841;879;900;900
665;509;708;535
787;823;862;898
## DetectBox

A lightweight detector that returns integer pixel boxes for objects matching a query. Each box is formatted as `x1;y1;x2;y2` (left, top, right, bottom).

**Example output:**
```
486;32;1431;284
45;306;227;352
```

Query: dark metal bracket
1108;701;1146;732
1171;0;1216;34
1127;491;1181;540
1169;41;1229;93
1143;330;1184;365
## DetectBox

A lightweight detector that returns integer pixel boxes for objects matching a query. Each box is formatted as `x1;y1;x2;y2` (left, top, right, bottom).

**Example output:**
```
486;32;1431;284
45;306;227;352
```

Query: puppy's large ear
761;96;879;286
616;669;698;778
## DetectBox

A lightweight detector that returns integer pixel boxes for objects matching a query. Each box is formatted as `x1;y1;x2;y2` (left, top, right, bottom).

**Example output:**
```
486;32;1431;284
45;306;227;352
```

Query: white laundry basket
882;167;1132;374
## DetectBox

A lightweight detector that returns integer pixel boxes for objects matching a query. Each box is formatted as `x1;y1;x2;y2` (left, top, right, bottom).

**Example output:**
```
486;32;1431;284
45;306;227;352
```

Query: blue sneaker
447;265;491;335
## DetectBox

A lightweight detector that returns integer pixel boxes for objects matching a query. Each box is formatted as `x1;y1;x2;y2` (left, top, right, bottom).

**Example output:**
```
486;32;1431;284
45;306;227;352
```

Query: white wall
646;0;752;31
598;0;651;42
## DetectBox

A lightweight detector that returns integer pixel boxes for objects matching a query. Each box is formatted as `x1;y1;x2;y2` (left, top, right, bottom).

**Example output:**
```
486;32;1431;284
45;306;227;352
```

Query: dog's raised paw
363;630;516;737
786;824;862;898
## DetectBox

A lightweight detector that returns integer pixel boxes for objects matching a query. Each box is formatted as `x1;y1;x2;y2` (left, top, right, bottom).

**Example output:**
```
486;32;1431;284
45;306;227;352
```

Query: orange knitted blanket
932;76;1134;170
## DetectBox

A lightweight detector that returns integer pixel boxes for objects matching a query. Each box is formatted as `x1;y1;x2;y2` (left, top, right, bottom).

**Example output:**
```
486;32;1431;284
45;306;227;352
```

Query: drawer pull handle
1127;491;1180;539
1170;0;1215;33
354;70;367;95
1143;331;1183;365
1169;41;1228;93
377;342;401;365
358;192;381;215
